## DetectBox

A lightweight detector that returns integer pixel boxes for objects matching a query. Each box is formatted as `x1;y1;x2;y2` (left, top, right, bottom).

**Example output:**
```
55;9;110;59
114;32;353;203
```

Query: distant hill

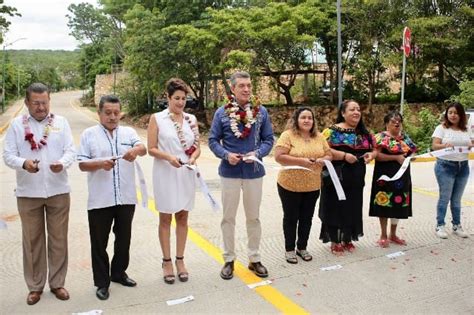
6;49;82;90
9;49;80;71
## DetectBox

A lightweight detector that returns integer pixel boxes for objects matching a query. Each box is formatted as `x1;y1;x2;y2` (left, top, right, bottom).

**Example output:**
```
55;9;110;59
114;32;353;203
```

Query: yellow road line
0;103;24;134
413;187;474;207
139;193;309;315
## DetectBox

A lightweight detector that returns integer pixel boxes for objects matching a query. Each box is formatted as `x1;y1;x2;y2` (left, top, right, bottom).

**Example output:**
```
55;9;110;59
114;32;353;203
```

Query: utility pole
336;0;342;108
17;66;20;99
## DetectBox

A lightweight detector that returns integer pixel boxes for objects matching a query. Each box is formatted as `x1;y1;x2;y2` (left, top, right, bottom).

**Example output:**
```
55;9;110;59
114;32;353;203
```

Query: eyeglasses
29;101;49;106
389;119;402;124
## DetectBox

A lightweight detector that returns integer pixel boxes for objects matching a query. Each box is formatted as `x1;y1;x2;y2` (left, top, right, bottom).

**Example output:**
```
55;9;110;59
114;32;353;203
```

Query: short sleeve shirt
276;130;330;192
432;125;471;161
77;125;142;210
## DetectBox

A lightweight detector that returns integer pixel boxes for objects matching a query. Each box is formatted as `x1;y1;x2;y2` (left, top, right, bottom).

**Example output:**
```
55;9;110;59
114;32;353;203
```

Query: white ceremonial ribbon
80;155;149;209
377;146;473;182
323;160;346;201
183;164;221;211
415;146;473;158
242;155;265;166
243;155;314;172
166;295;195;306
273;165;314;172
243;155;346;200
134;161;148;209
378;156;413;182
247;280;272;289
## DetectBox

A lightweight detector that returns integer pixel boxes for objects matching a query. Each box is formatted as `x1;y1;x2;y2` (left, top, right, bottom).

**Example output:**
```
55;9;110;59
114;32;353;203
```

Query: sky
4;0;98;51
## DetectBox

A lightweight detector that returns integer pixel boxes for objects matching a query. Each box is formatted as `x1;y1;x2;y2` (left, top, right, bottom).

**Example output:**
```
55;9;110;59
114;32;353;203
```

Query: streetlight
2;37;27;113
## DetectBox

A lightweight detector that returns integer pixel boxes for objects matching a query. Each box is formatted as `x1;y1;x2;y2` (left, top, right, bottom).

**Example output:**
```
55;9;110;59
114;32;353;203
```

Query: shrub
403;105;439;153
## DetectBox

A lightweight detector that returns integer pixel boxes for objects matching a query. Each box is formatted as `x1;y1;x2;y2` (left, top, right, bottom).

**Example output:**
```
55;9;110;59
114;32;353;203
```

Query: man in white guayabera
77;95;146;301
3;82;76;305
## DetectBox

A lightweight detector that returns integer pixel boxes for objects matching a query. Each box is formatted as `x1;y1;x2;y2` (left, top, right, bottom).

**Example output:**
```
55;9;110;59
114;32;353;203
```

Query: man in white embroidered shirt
2;83;76;305
77;95;146;301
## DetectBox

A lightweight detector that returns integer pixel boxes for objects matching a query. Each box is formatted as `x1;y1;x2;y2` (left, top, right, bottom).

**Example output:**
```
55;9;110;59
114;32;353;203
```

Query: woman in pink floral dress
369;111;417;248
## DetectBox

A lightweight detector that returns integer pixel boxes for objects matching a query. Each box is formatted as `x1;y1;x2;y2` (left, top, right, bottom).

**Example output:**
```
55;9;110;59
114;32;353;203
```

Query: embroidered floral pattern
224;95;260;139
323;125;373;150
394;180;404;190
23;114;54;150
403;192;410;207
377;179;386;187
374;191;392;207
394;195;403;204
169;112;199;156
375;131;417;155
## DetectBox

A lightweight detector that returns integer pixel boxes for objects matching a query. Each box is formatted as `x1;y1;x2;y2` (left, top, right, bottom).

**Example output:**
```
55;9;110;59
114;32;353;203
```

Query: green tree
0;0;20;44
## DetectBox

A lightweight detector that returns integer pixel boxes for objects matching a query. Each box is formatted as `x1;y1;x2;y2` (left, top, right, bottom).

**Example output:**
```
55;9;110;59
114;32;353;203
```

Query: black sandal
175;256;189;282
162;258;175;284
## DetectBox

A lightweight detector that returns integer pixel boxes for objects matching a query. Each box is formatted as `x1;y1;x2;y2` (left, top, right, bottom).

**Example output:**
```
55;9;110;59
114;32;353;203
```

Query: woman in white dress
147;78;200;284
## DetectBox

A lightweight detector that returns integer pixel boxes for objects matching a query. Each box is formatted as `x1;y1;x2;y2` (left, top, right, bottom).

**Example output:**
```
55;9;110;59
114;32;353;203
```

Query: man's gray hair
229;71;251;87
25;83;50;101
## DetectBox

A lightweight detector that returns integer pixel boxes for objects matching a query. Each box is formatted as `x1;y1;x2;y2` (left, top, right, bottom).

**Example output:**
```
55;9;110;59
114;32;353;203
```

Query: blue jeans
434;159;470;226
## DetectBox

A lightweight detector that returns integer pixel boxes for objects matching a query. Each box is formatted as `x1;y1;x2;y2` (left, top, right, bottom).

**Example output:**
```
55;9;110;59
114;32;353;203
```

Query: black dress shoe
248;262;268;278
220;261;234;280
96;287;109;300
111;275;137;287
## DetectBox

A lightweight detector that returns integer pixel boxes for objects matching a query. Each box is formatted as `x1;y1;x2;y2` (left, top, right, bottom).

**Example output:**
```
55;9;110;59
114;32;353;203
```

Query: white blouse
432;125;472;161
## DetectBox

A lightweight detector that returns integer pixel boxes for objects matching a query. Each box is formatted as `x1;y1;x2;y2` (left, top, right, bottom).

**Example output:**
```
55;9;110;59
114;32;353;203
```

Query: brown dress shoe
248;262;268;278
26;291;42;305
50;287;70;301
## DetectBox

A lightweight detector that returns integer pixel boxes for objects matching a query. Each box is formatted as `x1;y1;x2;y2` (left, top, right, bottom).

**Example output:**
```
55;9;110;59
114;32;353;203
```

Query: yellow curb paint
138;192;309;315
413;153;474;162
0;103;24;134
413;187;474;207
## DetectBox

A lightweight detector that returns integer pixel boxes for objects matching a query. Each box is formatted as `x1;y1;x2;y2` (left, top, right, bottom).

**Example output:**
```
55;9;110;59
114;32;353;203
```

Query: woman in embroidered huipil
319;100;376;256
147;78;200;284
369;111;417;248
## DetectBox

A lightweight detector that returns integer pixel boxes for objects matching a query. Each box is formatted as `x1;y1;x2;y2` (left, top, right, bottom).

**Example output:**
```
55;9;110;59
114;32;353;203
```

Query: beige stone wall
94;72;128;106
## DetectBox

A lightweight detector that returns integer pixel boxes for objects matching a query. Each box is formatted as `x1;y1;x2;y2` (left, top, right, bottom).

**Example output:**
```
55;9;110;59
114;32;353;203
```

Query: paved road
1;91;473;314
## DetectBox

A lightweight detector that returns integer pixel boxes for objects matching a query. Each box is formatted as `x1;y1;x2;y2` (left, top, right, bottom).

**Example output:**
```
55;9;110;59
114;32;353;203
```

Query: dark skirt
319;159;366;243
369;160;412;219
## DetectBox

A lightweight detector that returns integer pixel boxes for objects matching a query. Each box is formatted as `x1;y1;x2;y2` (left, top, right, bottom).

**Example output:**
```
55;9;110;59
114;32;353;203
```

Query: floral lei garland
169;111;199;156
23;114;55;150
224;95;260;139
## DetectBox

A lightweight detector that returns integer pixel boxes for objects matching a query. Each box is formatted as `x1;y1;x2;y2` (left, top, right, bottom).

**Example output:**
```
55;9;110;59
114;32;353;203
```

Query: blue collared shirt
208;105;274;179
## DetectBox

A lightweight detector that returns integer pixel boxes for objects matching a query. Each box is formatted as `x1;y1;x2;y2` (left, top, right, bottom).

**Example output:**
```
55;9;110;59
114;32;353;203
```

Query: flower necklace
23;114;55;150
169;111;199;156
224;95;260;139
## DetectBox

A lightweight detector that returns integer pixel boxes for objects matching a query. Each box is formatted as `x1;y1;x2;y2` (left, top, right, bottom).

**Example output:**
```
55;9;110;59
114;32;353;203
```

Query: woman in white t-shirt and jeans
431;103;473;239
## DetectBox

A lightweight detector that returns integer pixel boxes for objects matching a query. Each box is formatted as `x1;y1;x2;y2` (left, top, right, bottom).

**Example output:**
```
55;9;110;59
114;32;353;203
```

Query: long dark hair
286;107;318;137
442;102;467;131
336;99;370;134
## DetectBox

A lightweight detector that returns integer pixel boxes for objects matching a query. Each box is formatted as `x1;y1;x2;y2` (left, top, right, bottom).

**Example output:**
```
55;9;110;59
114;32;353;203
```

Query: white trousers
220;177;263;263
